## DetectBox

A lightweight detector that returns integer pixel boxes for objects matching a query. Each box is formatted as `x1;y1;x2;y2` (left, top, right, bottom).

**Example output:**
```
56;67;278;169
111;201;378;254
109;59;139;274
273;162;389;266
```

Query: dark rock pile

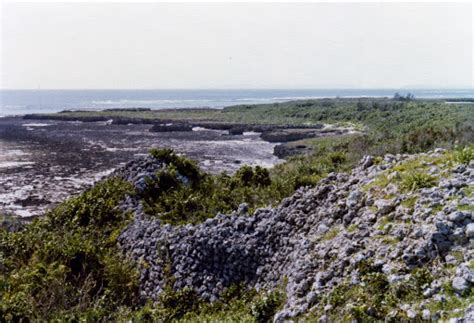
149;123;194;132
114;149;474;321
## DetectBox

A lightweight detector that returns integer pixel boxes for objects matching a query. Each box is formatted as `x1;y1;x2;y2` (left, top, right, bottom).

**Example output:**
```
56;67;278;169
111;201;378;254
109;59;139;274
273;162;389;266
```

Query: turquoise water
1;89;472;116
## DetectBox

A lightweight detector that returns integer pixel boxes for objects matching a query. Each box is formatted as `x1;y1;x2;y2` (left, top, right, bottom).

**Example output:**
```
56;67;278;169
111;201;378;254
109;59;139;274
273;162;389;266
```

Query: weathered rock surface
114;150;474;321
149;123;194;132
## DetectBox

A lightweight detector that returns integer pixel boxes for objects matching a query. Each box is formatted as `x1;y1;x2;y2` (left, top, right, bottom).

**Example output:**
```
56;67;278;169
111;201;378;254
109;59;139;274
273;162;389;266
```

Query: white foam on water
0;185;35;204
0;161;35;169
22;123;51;127
243;131;260;136
192;127;227;135
93;168;115;180
192;127;206;131
14;209;33;217
105;147;140;152
1;149;30;158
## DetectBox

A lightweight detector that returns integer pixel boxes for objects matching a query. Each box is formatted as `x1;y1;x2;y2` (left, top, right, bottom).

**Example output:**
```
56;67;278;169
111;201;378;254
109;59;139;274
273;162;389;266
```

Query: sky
0;2;472;89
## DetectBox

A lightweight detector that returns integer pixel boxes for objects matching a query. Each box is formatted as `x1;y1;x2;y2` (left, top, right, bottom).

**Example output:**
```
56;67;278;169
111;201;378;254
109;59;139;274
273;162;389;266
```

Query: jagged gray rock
466;223;474;238
112;149;474;321
452;277;469;294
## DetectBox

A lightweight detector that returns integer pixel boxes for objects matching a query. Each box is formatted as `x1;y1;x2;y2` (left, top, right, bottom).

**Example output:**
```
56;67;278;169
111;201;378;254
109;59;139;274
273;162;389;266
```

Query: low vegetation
306;261;452;321
0;178;139;320
143;148;277;224
400;171;438;192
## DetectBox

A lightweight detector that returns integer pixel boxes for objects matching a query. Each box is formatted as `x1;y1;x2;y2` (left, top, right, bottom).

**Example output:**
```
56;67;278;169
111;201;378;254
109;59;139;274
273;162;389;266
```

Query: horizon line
0;87;472;91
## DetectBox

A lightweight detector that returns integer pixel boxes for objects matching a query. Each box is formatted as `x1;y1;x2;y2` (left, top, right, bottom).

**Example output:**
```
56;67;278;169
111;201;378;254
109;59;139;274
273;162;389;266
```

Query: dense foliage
0;178;140;320
134;285;285;322
143;148;277;224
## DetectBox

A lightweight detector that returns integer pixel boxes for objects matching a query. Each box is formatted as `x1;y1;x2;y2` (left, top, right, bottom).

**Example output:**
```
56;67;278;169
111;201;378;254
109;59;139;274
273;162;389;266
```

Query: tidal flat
0;116;282;217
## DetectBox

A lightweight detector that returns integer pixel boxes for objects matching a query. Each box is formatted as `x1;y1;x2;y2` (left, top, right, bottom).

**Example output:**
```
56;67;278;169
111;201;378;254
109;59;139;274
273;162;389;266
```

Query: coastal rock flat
117;150;474;321
0;117;281;217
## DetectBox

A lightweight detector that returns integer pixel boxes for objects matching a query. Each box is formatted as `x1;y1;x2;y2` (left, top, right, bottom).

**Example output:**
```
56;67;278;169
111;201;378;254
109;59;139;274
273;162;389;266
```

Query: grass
450;250;465;263
306;262;434;321
400;196;418;209
126;285;285;322
454;146;474;164
458;204;474;212
363;174;391;192
431;204;444;213
463;186;474;197
400;171;438;192
376;216;392;231
425;291;474;319
321;227;340;241
364;152;453;195
347;224;358;232
379;236;399;245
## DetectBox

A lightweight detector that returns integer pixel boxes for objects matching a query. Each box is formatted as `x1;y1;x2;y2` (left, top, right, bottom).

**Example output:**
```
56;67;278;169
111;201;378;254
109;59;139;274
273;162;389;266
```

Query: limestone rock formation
114;149;474;321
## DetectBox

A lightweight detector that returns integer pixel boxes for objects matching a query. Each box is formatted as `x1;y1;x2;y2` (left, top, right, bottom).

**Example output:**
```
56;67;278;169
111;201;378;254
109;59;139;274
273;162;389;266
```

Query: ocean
0;89;473;116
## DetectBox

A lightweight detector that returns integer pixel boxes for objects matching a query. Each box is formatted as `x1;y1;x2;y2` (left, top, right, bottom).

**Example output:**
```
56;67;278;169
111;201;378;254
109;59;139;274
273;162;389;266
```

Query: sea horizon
1;88;473;116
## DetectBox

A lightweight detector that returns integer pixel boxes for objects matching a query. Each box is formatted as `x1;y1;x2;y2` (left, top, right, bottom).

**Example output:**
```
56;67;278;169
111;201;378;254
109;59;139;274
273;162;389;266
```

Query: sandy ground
0;117;282;218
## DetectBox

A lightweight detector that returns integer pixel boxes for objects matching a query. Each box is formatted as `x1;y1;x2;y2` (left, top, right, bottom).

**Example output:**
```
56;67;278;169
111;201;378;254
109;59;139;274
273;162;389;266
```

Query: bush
454;146;474;164
143;150;278;224
320;261;429;321
236;165;256;186
400;171;438;192
155;287;201;321
250;290;285;322
149;148;203;185
126;285;284;322
0;178;140;321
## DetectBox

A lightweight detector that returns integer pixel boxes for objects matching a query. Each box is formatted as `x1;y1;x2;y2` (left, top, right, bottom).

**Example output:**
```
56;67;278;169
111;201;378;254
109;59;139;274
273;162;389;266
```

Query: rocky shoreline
2;111;360;217
23;111;360;153
0;116;282;218
26;112;354;145
111;149;473;321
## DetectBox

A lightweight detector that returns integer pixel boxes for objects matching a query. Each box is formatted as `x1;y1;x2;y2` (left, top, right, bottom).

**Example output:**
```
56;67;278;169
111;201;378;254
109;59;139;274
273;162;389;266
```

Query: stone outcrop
114;149;474;321
149;123;193;132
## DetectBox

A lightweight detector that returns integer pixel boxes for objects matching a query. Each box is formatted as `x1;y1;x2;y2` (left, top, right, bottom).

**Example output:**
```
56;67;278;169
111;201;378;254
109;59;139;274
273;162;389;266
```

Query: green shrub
454;146;474;164
236;165;257;186
318;261;430;321
327;151;346;165
250;290;285;322
253;166;272;187
127;285;284;323
400;171;438;192
149;148;203;185
0;178;139;321
143;150;278;224
155;287;201;321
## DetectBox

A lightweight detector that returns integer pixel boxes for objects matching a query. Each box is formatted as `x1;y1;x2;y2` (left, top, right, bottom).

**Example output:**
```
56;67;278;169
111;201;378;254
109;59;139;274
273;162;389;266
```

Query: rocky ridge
115;149;474;321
